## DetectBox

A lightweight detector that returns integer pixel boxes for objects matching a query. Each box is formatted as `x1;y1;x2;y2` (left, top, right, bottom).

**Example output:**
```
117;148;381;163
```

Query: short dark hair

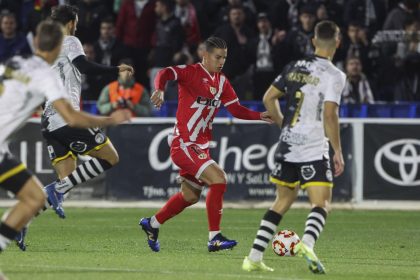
50;5;78;25
0;11;16;22
157;0;175;13
315;20;339;41
101;16;115;26
204;36;227;52
36;20;64;51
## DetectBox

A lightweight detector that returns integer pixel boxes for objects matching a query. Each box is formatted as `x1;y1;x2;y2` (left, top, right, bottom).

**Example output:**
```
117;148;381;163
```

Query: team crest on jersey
209;86;217;95
301;165;316;180
202;78;209;83
198;153;207;159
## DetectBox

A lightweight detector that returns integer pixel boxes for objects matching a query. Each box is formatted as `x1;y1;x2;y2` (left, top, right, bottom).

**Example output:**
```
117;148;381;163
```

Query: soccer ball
272;230;300;256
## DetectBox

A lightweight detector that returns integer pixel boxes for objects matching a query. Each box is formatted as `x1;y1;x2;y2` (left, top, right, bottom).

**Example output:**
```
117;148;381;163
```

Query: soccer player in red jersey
139;36;273;252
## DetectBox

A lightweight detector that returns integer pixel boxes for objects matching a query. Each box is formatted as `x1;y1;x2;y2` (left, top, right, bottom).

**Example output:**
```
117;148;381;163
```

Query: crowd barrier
4;118;420;203
83;101;420;118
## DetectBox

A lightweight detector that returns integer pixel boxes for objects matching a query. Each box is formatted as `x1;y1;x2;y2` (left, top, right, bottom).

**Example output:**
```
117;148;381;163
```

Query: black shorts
0;152;32;194
270;158;333;189
42;126;109;165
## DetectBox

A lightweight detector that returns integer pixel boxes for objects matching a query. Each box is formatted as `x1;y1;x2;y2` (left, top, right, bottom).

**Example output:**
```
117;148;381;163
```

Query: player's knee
20;186;46;211
208;170;227;185
184;193;200;204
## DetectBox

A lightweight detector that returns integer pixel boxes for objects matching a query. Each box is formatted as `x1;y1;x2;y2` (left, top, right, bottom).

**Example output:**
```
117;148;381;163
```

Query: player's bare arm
52;98;131;128
262;85;284;127
324;101;344;177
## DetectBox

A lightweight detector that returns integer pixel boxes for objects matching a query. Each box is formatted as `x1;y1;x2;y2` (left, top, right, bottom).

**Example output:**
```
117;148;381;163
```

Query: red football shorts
170;139;215;190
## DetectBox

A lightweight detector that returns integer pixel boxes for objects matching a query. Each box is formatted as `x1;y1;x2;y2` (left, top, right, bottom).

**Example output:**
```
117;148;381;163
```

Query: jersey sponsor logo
280;130;308;145
374;139;420;186
301;165;316;180
196;96;221;108
70;141;87;153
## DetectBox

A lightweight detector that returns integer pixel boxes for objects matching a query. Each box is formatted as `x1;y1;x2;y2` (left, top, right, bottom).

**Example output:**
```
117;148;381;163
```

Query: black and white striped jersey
0;55;65;158
272;55;346;162
43;35;85;132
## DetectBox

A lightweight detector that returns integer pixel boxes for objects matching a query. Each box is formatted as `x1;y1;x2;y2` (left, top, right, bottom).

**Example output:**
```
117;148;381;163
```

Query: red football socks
206;183;227;231
155;192;192;224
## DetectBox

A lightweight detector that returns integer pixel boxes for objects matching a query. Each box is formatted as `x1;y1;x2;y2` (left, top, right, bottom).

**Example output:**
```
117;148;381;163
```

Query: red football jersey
169;63;238;148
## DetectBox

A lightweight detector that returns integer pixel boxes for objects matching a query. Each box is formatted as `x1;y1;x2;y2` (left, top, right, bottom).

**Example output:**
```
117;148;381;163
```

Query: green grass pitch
0;208;419;280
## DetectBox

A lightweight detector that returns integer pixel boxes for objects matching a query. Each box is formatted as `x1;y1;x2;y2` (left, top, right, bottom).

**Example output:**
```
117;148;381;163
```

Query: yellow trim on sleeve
0;163;26;183
301;181;333;189
269;177;299;188
52;151;76;166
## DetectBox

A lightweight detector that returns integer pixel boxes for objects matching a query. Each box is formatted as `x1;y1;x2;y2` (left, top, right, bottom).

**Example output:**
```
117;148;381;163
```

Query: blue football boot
208;233;238;252
45;182;65;219
15;226;27;251
139;218;160;252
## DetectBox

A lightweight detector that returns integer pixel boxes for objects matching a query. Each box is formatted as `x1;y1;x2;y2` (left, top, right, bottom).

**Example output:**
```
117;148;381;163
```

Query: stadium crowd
0;0;419;110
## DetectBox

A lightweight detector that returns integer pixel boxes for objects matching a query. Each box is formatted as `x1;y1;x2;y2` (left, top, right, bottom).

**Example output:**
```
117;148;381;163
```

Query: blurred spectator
94;17;126;67
149;0;184;91
217;0;256;30
285;4;316;61
75;0;111;43
97;59;152;117
81;43;104;101
116;0;157;87
394;18;420;100
315;1;344;27
383;0;419;30
193;41;206;62
0;12;31;62
336;21;371;72
175;0;201;51
24;0;58;34
0;1;20;14
94;16;127;90
268;0;299;31
250;13;277;100
343;0;387;36
342;56;375;104
164;51;195;99
214;5;255;80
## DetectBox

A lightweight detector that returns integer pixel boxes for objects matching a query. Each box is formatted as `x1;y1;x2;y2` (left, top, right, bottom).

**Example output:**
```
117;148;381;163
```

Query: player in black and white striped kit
0;20;130;261
243;20;346;274
41;5;133;219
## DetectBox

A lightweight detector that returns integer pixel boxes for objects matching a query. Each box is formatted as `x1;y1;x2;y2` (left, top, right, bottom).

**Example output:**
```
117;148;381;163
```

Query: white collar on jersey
199;63;215;81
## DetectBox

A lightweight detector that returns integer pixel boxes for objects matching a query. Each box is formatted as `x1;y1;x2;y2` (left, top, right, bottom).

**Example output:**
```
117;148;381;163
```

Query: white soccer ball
272;230;300;257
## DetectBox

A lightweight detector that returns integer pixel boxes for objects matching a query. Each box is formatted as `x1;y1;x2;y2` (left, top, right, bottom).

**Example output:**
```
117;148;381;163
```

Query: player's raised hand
151;89;165;109
118;64;134;76
333;152;344;177
109;109;131;125
260;111;274;124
